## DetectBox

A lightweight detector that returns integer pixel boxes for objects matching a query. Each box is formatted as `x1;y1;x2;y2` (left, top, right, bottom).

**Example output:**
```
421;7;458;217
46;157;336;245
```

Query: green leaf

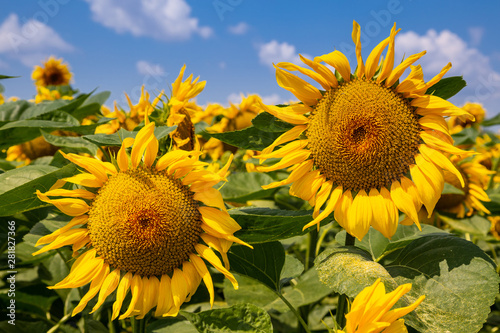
224;268;333;312
386;234;500;333
181;303;272;333
230;208;315;244
41;130;98;156
315;245;398;297
0;74;19;79
451;127;479;146
83;126;176;146
425;76;467;100
483;112;500;127
0;164;78;216
442;182;465;195
203;126;284;151
438;214;491;236
280;255;304;281
147;319;198;333
0;321;50;333
251;112;294;132
228;242;285;291
220;172;277;203
336;224;448;261
71;91;111;121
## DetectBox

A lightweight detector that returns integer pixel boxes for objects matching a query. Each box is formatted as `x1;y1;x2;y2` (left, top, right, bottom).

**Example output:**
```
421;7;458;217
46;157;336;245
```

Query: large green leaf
425;76;466;100
203;126;284;151
224;268;333;313
83;126;176;146
70;91;111;121
181;303;272;333
0;164;78;216
315;245;397;297
482;112;500;127
438;214;491;236
228;242;285;291
251;112;294;132
386;235;499;333
315;234;499;333
220;172;277;203
230;208;315;244
41;130;98;156
336;224;448;261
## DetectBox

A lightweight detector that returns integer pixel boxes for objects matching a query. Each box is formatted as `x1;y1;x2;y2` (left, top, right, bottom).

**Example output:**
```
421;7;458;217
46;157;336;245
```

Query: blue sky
1;0;500;118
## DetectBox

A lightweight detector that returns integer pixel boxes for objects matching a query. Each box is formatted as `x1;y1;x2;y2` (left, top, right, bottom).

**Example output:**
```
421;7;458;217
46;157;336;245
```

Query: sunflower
435;154;493;217
202;94;263;161
34;86;73;103
448;102;486;134
32;56;72;87
95;86;163;135
336;278;425;333
167;65;206;150
0;92;4;105
33;119;251;319
256;21;474;240
489;216;500;239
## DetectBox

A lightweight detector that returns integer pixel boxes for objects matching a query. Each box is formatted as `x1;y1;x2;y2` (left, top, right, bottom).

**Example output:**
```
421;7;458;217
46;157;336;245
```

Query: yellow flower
33;120;251;319
95;86;163;134
257;21;474;240
436;155;494;217
167;65;206;150
6;136;58;165
489;216;500;239
0;92;4;105
203;94;263;161
449;102;486;134
34;86;73;103
32;56;72;87
338;278;425;333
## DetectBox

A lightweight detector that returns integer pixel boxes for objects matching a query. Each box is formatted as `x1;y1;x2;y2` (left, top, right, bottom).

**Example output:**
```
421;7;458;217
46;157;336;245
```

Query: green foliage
203;126;284;150
425;76;467;100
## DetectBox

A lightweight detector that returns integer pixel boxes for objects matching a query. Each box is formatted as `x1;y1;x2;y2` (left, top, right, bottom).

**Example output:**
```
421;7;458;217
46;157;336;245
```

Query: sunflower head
337;278;425;333
32;56;72;87
33;121;251;319
436;155;493;217
256;21;474;240
449;102;486;134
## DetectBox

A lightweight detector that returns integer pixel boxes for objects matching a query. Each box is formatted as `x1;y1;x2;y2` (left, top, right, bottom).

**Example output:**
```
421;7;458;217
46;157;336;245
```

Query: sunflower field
1;22;500;333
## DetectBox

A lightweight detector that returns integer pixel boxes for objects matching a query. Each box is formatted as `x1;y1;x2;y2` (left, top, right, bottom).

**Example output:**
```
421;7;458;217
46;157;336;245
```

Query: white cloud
395;29;500;114
136;60;165;77
468;27;484;47
85;0;213;41
228;22;249;35
258;40;310;69
0;14;73;66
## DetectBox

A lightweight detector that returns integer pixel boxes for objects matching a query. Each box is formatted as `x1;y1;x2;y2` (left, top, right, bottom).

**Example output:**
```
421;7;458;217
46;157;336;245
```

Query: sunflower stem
298;228;319;332
336;233;356;329
131;317;139;333
487;156;500;189
276;291;311;333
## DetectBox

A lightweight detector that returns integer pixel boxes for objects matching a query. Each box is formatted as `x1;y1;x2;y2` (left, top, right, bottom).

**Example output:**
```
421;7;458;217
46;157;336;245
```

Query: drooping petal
314;50;351;82
63;173;103;188
199;207;241;235
136;276;159;319
303;185;342;230
72;264;110;316
119;274;143;319
190;253;215;307
193;187;226;211
91;269;121;313
390;177;421;228
36;190;89;216
33;228;88;255
155;274;174;317
260;125;308;157
196;244;238;289
334;190;353;232
257;150;310;172
410;163;441;217
35;215;88;246
351;20;365;78
112;272;133;320
347;190;372;241
420;132;476;157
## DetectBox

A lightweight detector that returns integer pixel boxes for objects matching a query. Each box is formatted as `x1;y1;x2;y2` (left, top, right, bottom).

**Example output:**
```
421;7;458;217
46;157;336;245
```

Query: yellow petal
196;244;238;289
365;35;390;80
303;185;342;230
314;50;351;82
257;150;310;172
190;253;214;307
182;261;201;301
72;264;110;316
60;152;110;183
90;269;121;314
260;125;307;158
421;145;464;187
63;173;103;187
51;250;103;289
112;272;133;320
171;268;188;310
410;163;441;216
347;190;372;241
312;180;334;219
199;207;241;235
300;55;338;88
136;276;159;319
386;51;426;87
193;187;226;211
277;60;332;90
412;95;475;121
156;150;197;171
418;115;452;142
420;132;475;157
334;190;353;232
131;122;156;168
36;190;89;216
33;228;88;256
35;215;88;246
261;160;313;190
390;177;421;228
155;274;173;317
377;23;399;83
415;62;452;94
42;188;95;200
275;66;322;105
351;20;365;78
119;274;143;319
117;137;134;171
